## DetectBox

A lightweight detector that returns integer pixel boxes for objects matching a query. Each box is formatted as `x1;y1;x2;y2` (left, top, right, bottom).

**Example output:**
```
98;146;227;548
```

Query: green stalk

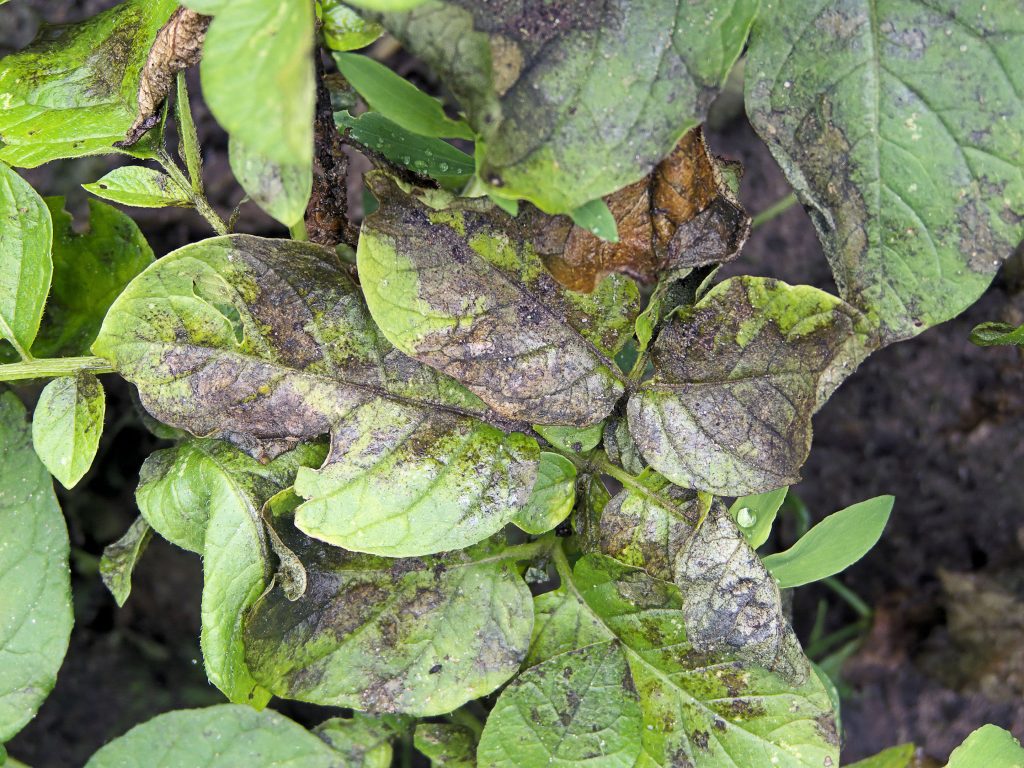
0;356;114;381
158;151;228;236
751;191;798;229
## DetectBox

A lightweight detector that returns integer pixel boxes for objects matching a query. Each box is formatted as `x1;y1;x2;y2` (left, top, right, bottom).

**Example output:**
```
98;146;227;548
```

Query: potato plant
0;1;1022;766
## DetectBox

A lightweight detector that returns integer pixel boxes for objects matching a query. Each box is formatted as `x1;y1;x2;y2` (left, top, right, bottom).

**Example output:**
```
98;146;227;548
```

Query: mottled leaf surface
229;138;312;229
0;163;52;357
34;198;153;358
746;0;1024;343
478;642;643;768
95;235;540;557
32;374;105;490
244;519;533;716
628;277;874;495
543;129;750;292
513;452;576;535
315;714;406;768
374;0;759;213
195;0;315;168
481;554;836;768
414;723;476;767
358;176;638;426
0;0;177;167
84;705;346;767
135;438;321;706
84;166;191;208
99;517;152;608
0;392;72;743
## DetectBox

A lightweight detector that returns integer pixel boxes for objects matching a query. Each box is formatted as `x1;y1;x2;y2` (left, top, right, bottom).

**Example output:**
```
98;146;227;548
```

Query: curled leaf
121;8;211;147
543;129;750;292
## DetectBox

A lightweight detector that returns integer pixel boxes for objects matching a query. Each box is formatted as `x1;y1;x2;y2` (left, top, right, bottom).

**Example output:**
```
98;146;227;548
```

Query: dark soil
3;3;1023;765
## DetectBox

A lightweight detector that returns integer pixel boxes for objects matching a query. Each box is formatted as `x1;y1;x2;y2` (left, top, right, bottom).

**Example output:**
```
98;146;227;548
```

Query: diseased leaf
525;587;613;669
94;235;542;557
971;320;1024;347
320;1;384;52
337;111;474;190
729;485;788;549
121;7;210;146
315;714;407;768
373;0;759;213
478;642;643;768
134;438;322;705
0;163;52;357
0;392;73;743
358;175;639;426
947;725;1024;768
32;374;105;490
746;0;1024;344
543;129;749;292
533;423;603;454
84;705;346;767
414;723;476;767
762;495;894;588
229;137;312;228
84;166;192;208
34;198;154;358
244;517;533;716
334;52;472;140
196;0;315;168
603;417;645;475
481;553;837;768
0;0;178;167
99;517;153;608
846;743;915;768
513;452;576;535
628;276;875;495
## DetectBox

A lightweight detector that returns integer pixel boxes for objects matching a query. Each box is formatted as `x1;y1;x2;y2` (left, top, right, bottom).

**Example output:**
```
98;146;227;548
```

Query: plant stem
158;151;228;236
823;576;873;619
289;221;308;241
0;356;113;381
447;708;485;738
751;191;798;229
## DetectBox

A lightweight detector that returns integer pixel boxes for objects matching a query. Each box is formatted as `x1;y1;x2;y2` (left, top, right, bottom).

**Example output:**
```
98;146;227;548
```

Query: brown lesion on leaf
119;8;211;147
541;128;750;293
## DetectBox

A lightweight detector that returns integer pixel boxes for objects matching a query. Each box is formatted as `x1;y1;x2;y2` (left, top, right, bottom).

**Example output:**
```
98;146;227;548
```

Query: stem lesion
0;355;113;382
157;149;228;236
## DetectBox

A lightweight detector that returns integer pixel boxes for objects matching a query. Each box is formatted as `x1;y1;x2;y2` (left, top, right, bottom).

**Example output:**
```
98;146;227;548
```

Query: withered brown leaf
119;8;211;147
542;128;751;293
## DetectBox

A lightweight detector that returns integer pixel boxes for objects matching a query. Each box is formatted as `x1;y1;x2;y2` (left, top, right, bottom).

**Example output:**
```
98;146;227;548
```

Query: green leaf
745;0;1024;344
244;517;533;715
947;725;1024;768
229;137;312;228
374;0;758;213
94;235;540;557
846;743;915;768
337;111;474;190
0;163;52;357
84;705;345;767
628;276;875;495
512;452;576;535
357;175;639;426
176;73;204;193
320;1;384;51
197;0;315;168
33;198;154;358
763;495;894;588
334;52;473;140
480;552;837;768
414;723;476;767
0;392;72;743
99;517;153;608
569;199;619;243
0;0;177;167
970;321;1024;347
31;374;105;489
729;485;788;549
135;438;323;705
315;715;406;768
533;423;603;454
84;166;192;208
479;642;643;768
